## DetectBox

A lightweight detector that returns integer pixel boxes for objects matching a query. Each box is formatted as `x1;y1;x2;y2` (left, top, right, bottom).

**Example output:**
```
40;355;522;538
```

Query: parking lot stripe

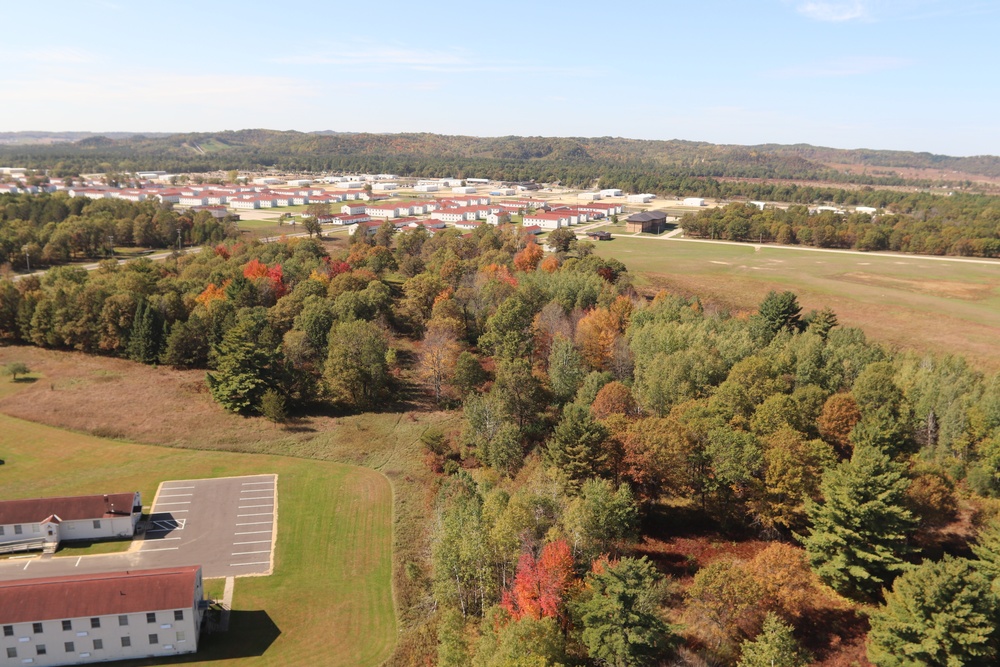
239;496;273;500
150;509;188;513
141;547;180;552
231;550;270;555
237;512;273;517
233;540;271;545
235;521;271;525
241;481;274;486
155;501;191;505
146;537;182;541
235;531;272;535
230;561;270;566
157;494;193;498
238;504;273;509
163;486;195;490
75;557;81;567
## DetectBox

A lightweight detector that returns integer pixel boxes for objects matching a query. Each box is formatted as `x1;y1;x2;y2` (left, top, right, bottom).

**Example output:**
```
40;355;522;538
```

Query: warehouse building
0;493;142;553
625;210;669;234
0;566;205;666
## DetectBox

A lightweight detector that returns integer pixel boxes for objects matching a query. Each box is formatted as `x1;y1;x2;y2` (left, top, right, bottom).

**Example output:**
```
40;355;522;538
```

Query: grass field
594;236;1000;370
0;384;396;666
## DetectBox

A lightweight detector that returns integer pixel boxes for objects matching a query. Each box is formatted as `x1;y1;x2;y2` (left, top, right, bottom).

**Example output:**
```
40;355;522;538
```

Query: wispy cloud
795;1;868;21
14;47;100;65
770;55;911;78
270;42;594;76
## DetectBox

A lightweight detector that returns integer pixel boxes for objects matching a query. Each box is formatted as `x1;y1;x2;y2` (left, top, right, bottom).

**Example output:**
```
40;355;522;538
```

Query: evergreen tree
206;307;284;415
545;403;608;493
971;518;1000;581
799;443;915;601
453;351;487;397
737;613;810;667
126;299;162;363
756;290;803;338
324;319;389;408
548;334;587;404
867;556;999;667
577;556;673;667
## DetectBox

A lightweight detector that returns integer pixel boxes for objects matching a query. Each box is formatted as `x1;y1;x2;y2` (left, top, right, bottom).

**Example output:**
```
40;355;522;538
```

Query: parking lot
0;474;277;581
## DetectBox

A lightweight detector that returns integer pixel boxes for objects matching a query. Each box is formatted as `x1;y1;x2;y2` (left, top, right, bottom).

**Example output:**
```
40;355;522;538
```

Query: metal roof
0;493;139;525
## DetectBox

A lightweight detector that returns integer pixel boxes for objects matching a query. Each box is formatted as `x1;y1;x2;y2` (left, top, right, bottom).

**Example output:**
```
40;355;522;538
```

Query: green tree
324;319;390;408
756;290;803;339
259;388;287;423
126;299;163;364
737;613;810;667
160;313;210;368
547;335;587;404
437;607;470;667
564;478;639;560
473;607;567;667
547;228;577;253
867;556;999;667
799;444;915;601
971;518;1000;581
577;557;673;667
206;307;284;415
453;351;487;397
545;403;608;493
3;361;29;381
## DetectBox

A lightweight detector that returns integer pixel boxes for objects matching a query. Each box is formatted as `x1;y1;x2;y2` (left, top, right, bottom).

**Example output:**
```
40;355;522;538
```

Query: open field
0;408;395;666
593;236;1000;371
0;347;457;663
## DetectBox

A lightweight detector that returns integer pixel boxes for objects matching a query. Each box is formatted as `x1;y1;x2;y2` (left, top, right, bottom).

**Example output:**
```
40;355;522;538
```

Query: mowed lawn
595;236;1000;370
0;411;396;667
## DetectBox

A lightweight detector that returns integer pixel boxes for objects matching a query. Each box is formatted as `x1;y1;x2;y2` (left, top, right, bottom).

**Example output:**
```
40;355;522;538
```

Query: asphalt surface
0;475;277;581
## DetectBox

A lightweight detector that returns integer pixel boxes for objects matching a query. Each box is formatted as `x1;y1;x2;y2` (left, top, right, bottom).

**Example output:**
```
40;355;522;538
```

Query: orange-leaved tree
501;539;575;621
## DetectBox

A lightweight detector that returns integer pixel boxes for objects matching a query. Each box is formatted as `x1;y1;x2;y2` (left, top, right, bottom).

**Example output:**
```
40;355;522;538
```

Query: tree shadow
114;610;280;665
10;377;38;384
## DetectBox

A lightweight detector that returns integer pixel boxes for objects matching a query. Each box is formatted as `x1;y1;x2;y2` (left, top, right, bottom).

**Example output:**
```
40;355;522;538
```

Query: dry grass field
0;348;459;666
594;236;1000;371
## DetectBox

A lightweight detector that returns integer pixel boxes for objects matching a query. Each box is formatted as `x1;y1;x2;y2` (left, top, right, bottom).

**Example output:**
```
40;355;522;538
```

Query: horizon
1;0;998;156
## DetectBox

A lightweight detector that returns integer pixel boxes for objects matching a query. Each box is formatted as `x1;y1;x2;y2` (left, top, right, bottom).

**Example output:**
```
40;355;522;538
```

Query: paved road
0;475;277;581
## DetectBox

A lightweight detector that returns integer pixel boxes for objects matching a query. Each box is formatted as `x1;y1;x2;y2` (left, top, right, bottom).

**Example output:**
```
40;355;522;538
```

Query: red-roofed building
0;493;142;552
523;211;571;230
0;566;205;665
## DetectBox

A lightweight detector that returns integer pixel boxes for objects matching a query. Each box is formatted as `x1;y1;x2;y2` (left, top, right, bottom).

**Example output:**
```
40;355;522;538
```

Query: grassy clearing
593;236;1000;370
0;347;457;664
0;409;395;667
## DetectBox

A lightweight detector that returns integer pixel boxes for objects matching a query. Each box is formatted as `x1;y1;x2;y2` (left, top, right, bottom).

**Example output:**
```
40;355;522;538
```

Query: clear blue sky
1;0;997;156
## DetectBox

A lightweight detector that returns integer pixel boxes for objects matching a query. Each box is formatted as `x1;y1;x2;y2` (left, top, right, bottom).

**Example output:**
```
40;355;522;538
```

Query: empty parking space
0;474;277;582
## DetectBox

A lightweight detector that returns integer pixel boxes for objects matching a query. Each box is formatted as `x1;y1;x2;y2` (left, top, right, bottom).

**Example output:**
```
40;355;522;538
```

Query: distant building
627;194;655;204
625;210;668;234
599;189;622;197
451;186;477;194
0;566;205;666
682;197;706;207
578;192;603;201
855;206;878;215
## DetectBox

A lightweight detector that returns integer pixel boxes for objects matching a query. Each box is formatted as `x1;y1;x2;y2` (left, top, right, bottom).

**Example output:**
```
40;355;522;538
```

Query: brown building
625;210;668;234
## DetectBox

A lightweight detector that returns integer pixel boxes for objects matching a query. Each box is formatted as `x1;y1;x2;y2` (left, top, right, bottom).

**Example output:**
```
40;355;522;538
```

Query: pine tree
545;403;608;493
971;518;1000;581
738;613;810;667
799;443;915;601
206;308;284;415
126;299;162;364
867;556;999;667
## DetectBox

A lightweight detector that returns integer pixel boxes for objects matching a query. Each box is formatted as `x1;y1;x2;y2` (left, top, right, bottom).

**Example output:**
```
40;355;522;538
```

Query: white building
856;206;878;215
749;201;767;210
252;177;283;185
441;179;464;187
599;189;623;197
413;184;439;192
0;566;205;667
0;493;142;553
452;186;477;194
578;192;603;201
490;189;516;196
627;194;655;203
683;197;706;207
372;183;398;191
466;178;490;184
523;212;570;230
286;179;312;187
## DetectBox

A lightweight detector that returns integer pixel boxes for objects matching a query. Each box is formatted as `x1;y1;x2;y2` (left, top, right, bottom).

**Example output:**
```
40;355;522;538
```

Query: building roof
626;210;668;223
0;493;138;525
0;566;200;625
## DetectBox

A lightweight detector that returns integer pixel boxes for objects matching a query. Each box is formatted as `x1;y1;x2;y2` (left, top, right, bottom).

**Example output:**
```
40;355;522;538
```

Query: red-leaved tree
501;539;575;621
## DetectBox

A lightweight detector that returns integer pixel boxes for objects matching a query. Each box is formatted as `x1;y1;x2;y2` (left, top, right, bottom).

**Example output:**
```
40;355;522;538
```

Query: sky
1;0;998;156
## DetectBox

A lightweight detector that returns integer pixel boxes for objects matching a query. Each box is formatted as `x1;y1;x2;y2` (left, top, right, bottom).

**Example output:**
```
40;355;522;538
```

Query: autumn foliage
501;540;575;621
195;281;228;307
513;238;544;272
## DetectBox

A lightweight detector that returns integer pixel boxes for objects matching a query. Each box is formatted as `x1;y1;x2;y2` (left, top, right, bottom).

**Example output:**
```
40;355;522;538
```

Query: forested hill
3;129;1000;188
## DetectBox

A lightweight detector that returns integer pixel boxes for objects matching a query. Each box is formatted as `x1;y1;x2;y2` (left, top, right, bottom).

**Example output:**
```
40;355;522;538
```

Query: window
32;623;43;634
148;633;158;645
146;613;156;624
64;642;74;652
14;525;22;535
93;520;101;529
36;644;47;656
3;625;12;637
6;647;15;658
90;618;100;629
118;615;128;627
61;620;71;631
92;639;103;650
121;637;131;648
174;610;184;621
175;631;185;642
0;526;4;535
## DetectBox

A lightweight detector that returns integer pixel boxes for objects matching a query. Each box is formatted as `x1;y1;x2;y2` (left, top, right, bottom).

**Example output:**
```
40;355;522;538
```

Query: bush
259;389;287;423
